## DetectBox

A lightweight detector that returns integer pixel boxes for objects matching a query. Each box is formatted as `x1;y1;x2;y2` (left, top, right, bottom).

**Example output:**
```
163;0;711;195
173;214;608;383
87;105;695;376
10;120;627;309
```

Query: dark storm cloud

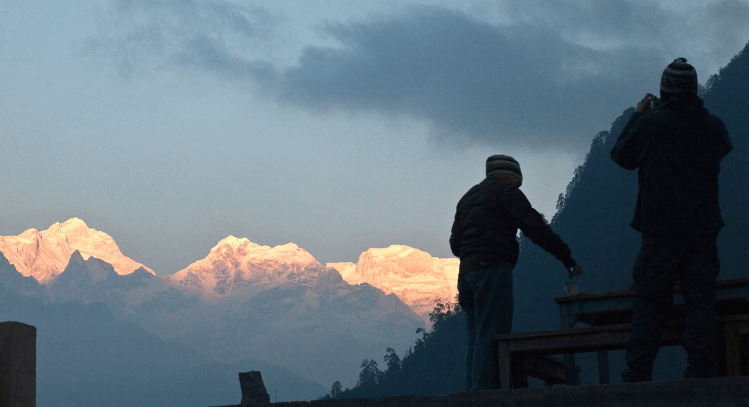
264;7;657;146
86;1;749;148
500;0;749;68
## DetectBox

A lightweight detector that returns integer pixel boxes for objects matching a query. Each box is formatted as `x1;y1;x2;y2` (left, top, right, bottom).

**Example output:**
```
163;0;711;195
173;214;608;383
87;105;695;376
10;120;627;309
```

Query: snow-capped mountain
0;218;155;284
165;236;321;298
156;236;423;386
1;219;453;387
3;229;422;388
0;262;327;406
328;245;459;323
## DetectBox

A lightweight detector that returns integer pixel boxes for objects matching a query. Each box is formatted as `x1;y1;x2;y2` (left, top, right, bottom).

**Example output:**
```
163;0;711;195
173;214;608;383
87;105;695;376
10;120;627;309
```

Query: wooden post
0;321;36;407
497;341;512;389
558;301;580;385
597;350;610;384
723;316;749;376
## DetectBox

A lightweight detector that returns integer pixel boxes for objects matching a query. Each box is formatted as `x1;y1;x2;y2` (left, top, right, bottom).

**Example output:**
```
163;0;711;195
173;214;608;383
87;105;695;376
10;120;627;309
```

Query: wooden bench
723;314;749;376
493;315;749;389
508;354;580;388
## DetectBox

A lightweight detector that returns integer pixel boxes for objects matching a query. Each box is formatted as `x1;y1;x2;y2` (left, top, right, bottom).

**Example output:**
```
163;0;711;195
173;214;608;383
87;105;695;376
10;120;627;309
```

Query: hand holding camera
568;263;583;279
636;93;660;115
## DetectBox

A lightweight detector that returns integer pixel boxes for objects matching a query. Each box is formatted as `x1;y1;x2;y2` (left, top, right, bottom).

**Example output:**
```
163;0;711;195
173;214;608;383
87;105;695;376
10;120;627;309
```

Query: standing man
611;58;733;381
450;154;582;390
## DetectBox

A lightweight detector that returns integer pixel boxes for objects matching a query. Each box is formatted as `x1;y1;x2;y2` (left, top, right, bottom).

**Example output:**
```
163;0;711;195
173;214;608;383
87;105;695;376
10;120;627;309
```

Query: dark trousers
458;262;513;390
625;233;720;379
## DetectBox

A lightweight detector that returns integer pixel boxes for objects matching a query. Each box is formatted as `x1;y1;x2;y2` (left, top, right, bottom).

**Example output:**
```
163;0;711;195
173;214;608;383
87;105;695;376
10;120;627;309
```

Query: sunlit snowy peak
165;236;323;298
328;244;459;322
0;218;156;284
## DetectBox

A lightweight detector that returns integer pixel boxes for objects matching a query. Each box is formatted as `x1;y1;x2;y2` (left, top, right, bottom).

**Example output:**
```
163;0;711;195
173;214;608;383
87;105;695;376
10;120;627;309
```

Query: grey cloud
492;0;749;73
705;1;749;57
86;1;749;148
86;0;279;79
264;7;657;147
711;0;749;23
500;0;668;44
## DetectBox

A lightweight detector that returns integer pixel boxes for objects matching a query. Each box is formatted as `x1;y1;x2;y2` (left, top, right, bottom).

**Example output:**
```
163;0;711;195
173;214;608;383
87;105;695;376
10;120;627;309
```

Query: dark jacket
611;95;732;236
450;176;575;274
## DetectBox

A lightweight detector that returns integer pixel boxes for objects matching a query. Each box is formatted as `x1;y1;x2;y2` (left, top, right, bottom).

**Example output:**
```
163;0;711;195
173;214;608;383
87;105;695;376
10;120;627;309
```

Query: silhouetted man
450;155;582;390
611;58;732;381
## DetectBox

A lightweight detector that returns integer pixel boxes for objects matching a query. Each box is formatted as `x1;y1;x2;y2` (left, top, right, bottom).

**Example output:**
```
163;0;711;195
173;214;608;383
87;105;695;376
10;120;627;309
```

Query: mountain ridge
327;245;459;323
165;235;323;299
1;219;460;321
0;217;155;283
0;224;430;388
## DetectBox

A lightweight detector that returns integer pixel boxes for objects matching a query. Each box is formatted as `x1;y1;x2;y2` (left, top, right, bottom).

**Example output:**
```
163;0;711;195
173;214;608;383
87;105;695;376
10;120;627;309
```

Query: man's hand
636;93;658;115
568;263;583;279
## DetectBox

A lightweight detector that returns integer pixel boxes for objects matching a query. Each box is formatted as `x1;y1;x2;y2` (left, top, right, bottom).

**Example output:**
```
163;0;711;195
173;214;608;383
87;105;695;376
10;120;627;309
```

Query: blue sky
2;0;748;275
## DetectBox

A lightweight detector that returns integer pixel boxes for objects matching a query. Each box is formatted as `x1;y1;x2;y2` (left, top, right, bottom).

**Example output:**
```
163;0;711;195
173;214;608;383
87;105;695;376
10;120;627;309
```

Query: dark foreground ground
212;376;749;407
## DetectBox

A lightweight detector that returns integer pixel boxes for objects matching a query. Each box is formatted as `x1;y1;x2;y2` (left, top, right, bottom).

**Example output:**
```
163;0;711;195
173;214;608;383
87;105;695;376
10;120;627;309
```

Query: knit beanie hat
486;155;522;186
661;58;698;97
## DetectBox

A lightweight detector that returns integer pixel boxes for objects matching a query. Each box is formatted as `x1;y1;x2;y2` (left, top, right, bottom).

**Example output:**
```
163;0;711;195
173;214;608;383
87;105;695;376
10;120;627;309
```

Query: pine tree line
321;298;466;400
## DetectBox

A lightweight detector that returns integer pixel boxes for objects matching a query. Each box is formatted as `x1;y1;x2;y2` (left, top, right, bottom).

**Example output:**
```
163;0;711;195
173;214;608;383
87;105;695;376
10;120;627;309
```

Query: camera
652;98;663;111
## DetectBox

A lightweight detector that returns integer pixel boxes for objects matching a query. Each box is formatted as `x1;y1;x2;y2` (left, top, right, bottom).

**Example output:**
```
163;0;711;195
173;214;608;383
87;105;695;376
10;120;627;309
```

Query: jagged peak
56;250;118;284
61;217;88;228
213;235;257;250
131;266;153;277
350;245;459;270
65;250;109;269
328;245;460;323
17;228;39;239
207;236;317;266
68;249;85;263
364;244;417;257
50;218;111;241
167;237;323;298
0;218;156;283
358;245;436;266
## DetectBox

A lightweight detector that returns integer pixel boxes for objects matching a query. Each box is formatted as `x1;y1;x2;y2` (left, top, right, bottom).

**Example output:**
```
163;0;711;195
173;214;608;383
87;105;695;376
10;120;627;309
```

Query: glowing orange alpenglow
328;244;459;324
0;218;156;284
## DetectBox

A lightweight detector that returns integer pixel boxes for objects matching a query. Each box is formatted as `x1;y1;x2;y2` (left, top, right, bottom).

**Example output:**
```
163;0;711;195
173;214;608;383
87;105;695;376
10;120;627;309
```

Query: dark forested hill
332;300;466;399
338;41;749;396
515;42;749;333
703;47;749;277
512;41;749;382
